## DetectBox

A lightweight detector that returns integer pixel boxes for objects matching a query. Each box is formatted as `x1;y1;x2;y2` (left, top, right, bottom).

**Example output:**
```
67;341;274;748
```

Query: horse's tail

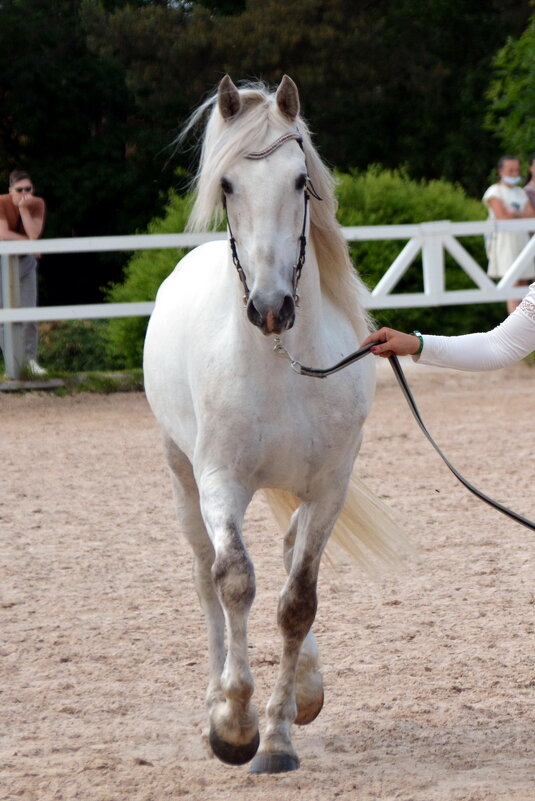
262;470;409;577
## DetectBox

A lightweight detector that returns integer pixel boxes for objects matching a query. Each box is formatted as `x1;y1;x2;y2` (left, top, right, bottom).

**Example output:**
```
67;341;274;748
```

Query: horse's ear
276;75;300;121
218;75;241;120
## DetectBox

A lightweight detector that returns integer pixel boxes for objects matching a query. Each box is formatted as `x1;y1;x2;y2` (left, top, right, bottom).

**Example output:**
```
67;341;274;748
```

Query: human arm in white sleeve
416;287;535;370
416;305;535;370
360;285;535;371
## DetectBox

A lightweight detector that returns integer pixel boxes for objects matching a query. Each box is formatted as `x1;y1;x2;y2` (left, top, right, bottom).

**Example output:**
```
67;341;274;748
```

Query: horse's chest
196;373;366;487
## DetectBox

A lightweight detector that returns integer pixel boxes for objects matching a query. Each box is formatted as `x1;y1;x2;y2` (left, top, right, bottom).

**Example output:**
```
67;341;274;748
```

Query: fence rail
1;218;534;377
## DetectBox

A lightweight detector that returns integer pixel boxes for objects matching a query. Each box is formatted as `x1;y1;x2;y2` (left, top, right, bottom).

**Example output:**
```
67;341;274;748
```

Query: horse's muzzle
247;294;295;335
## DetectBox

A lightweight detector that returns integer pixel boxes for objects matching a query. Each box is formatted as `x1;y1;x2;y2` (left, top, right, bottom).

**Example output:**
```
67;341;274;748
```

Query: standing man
0;170;46;375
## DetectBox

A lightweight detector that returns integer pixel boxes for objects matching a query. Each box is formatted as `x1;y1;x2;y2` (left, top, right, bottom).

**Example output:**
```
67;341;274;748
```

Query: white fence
1;218;534;378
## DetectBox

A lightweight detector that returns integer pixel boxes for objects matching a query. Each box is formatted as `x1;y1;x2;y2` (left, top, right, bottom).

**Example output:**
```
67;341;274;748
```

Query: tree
0;0;178;303
83;0;532;198
0;0;531;306
486;12;535;164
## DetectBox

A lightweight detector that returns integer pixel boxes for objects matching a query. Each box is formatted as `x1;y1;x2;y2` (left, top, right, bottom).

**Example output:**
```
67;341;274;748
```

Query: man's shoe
27;359;47;377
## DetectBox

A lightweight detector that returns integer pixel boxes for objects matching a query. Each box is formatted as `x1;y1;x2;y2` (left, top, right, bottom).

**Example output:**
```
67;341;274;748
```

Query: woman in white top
483;155;535;313
360;282;535;370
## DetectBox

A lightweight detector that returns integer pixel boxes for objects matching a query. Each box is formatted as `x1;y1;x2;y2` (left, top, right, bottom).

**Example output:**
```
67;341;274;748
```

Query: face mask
502;176;521;186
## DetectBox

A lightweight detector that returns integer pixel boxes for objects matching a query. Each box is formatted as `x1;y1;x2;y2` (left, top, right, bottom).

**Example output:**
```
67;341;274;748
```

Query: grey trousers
0;255;39;361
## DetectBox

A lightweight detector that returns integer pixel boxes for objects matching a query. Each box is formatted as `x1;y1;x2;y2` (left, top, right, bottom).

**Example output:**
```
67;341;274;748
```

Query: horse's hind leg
251;494;344;774
164;439;228;732
283;510;324;726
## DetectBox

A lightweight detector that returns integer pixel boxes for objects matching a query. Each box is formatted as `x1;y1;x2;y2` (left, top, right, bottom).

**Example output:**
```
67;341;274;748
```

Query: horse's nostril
247;299;263;328
280;295;295;326
247;295;295;332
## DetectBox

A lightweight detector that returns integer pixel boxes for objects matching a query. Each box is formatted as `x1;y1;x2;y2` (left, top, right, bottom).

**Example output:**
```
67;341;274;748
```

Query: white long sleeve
416;284;535;371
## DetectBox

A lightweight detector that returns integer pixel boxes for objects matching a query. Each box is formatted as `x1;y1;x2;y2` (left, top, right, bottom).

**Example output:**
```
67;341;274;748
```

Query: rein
273;337;535;532
224;131;321;305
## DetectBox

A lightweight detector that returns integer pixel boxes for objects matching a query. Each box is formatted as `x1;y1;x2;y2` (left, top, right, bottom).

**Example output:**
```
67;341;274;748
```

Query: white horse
143;75;404;774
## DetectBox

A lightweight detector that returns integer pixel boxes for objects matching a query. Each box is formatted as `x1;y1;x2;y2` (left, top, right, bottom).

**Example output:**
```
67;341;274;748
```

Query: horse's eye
295;174;307;191
221;177;233;195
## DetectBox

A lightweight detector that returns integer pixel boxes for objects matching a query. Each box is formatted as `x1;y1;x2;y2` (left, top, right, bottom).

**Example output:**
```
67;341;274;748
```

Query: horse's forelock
186;83;302;232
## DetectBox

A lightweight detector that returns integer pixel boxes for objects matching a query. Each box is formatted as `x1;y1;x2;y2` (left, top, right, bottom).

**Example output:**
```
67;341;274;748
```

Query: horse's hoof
249;751;300;774
209;726;260;766
295;687;324;725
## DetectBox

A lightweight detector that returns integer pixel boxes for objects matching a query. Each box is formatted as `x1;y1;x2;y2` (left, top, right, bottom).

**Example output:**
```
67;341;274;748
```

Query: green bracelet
412;330;424;355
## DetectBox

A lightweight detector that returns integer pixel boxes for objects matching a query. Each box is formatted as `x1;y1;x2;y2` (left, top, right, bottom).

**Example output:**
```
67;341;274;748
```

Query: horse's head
216;75;311;335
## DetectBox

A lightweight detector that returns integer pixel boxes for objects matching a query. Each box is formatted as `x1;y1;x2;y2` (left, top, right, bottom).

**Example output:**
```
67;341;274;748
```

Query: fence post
1;254;24;379
421;221;447;300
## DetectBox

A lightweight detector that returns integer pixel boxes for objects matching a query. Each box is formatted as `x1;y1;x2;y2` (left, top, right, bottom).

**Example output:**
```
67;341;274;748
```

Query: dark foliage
0;0;531;308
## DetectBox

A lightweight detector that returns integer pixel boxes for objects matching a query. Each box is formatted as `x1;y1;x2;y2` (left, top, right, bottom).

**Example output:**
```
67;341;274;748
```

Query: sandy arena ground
1;359;534;801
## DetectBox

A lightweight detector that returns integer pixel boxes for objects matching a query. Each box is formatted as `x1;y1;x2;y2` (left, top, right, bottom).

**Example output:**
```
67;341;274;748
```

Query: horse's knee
212;543;255;609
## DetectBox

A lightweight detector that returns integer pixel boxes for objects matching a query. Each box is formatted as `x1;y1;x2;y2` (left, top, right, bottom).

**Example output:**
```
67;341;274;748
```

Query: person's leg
19;255;39;361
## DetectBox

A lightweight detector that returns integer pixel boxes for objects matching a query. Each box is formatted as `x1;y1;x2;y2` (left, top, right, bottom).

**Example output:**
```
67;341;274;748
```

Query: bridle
223;131;321;306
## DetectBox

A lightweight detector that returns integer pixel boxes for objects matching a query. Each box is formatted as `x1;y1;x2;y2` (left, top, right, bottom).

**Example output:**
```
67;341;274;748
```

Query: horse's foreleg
198;473;259;765
251;497;341;774
164;440;226;713
283;510;324;726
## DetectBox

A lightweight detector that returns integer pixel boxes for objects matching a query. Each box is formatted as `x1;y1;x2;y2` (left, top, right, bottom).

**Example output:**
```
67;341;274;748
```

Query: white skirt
487;231;533;279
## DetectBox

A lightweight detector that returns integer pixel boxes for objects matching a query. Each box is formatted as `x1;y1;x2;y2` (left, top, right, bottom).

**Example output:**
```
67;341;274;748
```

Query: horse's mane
180;82;371;338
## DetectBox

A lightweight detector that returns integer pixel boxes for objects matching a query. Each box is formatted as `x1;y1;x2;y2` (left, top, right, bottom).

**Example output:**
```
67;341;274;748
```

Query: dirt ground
1;359;534;801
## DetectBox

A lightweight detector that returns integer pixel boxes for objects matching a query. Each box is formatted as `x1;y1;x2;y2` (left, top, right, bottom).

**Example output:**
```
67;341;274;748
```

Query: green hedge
336;167;500;336
105;168;499;367
38;319;123;372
